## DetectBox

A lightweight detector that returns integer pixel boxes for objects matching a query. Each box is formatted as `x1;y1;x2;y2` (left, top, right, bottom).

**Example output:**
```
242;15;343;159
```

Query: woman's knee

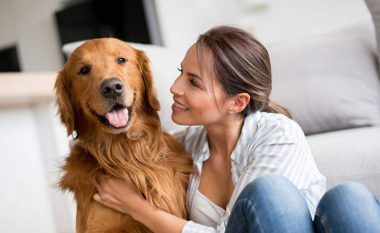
327;182;371;197
315;182;380;232
317;182;375;212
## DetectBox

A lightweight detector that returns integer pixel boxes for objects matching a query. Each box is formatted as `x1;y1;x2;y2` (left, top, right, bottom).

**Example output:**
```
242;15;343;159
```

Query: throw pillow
268;23;380;135
365;0;380;71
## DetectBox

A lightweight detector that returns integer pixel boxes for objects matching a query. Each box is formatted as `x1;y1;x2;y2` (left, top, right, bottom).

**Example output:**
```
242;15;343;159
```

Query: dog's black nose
100;78;124;98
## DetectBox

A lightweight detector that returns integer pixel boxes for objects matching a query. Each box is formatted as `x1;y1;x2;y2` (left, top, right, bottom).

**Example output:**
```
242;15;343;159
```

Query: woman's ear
229;93;250;114
54;67;75;136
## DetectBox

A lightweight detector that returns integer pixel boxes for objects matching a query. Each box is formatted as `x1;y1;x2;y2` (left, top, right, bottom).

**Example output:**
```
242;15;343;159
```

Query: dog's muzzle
100;78;124;99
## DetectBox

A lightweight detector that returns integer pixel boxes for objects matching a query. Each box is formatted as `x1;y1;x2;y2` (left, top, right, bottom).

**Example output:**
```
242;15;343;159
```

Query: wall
0;0;64;71
0;102;74;233
0;107;56;233
155;0;239;50
155;0;372;49
237;0;372;44
0;0;372;71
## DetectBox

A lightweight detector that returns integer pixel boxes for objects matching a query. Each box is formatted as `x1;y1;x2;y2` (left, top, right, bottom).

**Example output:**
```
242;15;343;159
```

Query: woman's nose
170;76;184;95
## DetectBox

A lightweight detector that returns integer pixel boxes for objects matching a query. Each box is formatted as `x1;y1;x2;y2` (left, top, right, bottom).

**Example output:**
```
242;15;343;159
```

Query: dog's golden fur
55;38;193;233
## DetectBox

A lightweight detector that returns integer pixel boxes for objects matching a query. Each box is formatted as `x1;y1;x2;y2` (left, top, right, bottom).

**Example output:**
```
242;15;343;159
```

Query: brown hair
196;25;291;118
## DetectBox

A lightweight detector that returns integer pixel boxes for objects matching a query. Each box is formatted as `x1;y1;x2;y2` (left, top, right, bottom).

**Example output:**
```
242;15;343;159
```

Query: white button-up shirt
173;111;326;233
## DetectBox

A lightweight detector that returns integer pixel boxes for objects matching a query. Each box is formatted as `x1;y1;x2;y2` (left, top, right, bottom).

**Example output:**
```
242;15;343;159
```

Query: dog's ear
137;50;160;112
54;67;75;136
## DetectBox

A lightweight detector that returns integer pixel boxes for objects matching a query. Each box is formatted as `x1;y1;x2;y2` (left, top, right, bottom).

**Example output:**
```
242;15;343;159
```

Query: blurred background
0;0;372;72
0;0;374;232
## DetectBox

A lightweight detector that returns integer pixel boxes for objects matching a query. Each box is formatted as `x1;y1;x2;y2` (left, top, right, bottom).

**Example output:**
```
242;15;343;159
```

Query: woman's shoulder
170;125;206;152
252;112;305;143
260;111;300;128
242;112;312;168
171;125;204;140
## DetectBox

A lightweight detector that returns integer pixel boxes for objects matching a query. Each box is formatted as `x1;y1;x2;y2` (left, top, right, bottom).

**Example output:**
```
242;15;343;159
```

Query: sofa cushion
268;23;380;135
307;126;380;198
365;0;380;71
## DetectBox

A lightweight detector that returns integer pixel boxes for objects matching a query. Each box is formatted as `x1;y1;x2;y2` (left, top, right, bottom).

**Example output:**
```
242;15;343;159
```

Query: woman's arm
94;177;218;233
93;177;187;233
130;197;187;233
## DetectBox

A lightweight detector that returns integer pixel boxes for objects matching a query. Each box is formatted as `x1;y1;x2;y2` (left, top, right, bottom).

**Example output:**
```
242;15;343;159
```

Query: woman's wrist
129;199;188;233
129;197;152;220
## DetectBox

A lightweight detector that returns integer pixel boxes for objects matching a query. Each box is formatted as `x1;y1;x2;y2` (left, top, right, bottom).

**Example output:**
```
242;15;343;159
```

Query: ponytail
262;101;292;119
197;26;292;119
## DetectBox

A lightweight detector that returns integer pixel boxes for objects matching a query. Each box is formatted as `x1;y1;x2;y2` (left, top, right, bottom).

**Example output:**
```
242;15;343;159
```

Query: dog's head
55;38;160;136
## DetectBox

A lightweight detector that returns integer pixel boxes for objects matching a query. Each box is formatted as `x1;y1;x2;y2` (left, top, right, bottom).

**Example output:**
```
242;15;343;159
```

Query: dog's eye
79;66;90;75
117;57;126;64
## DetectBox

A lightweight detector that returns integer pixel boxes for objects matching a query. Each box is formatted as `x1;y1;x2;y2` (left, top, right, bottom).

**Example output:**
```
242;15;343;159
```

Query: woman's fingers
93;178;126;204
93;193;100;201
92;176;143;215
95;176;117;193
93;192;126;213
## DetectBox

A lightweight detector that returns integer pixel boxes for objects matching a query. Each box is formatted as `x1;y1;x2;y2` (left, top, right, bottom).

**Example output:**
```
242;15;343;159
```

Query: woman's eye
177;67;183;73
79;66;90;75
117;57;126;64
188;77;198;87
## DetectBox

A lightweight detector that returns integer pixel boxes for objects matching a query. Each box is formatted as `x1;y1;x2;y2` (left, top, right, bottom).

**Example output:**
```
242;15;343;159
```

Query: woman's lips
172;101;189;112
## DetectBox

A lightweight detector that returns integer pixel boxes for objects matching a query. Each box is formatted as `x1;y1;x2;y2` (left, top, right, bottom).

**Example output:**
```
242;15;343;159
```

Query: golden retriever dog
55;38;193;233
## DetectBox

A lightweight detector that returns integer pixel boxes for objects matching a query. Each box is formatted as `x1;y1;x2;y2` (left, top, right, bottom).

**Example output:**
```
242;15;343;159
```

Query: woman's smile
172;99;190;112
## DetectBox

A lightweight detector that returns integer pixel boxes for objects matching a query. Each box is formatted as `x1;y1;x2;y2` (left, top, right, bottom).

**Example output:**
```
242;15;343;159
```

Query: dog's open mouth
90;104;132;129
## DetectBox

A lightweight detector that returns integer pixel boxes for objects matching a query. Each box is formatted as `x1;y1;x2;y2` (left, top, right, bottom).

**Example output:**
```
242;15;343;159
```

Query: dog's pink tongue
105;108;129;128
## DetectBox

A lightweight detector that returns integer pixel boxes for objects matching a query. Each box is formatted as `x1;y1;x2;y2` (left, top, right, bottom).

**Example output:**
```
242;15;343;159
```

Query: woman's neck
205;114;245;160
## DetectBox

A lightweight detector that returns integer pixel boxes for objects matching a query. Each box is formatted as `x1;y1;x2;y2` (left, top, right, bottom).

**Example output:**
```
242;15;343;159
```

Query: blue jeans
225;175;380;233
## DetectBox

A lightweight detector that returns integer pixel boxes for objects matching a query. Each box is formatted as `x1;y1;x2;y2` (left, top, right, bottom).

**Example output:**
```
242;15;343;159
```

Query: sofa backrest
268;22;380;135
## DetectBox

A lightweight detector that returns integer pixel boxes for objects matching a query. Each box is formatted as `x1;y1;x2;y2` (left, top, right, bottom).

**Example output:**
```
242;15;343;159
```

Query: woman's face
170;44;231;126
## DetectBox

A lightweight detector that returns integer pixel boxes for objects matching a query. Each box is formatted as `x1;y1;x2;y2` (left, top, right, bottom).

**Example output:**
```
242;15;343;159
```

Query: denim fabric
226;175;380;233
314;182;380;233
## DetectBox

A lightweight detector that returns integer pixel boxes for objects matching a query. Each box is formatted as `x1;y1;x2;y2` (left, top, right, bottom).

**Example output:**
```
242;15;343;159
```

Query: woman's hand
93;176;145;216
94;175;188;233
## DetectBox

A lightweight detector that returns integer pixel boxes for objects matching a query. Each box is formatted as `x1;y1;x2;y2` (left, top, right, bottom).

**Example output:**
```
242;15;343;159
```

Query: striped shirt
173;111;326;233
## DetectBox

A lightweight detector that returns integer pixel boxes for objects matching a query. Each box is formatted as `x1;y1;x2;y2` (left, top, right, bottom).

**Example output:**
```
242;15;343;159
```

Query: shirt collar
194;127;210;162
230;111;260;163
193;111;260;168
